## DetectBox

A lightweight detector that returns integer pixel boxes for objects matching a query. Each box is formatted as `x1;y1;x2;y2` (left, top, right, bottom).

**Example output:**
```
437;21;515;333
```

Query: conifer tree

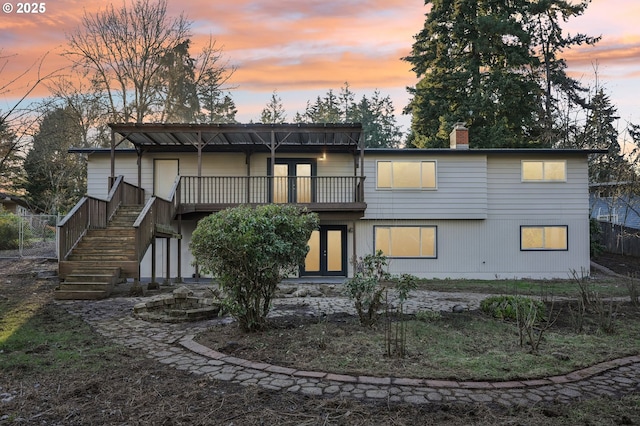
404;0;596;148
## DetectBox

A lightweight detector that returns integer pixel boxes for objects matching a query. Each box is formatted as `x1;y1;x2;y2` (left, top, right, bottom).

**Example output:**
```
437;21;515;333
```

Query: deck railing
58;176;144;260
133;176;180;263
179;176;365;205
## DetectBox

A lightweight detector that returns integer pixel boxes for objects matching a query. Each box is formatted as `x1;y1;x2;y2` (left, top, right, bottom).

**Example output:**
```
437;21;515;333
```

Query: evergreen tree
259;91;287;123
404;0;596;148
158;40;200;122
526;1;599;145
296;84;403;147
301;91;342;123
23;107;86;214
202;93;237;123
350;91;403;148
579;88;627;184
0;119;20;191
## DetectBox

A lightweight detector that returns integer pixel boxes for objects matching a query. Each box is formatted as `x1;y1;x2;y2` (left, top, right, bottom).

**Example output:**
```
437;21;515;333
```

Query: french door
303;225;347;276
270;159;315;203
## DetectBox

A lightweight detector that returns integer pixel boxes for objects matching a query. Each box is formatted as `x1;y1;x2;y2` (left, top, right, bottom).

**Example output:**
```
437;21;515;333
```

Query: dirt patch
195;301;640;381
593;252;640;276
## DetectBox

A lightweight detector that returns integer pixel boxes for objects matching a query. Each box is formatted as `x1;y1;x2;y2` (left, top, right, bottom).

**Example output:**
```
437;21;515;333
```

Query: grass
414;276;630;298
0;300;120;373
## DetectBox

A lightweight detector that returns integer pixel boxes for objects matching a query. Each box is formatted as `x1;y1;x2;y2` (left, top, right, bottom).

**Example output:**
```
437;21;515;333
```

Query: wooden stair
56;205;144;300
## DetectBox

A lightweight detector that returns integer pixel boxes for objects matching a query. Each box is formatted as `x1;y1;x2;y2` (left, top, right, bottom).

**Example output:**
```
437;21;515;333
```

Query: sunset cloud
0;0;637;125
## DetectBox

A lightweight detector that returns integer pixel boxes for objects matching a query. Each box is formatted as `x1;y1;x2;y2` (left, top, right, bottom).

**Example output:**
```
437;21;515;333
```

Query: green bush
190;204;319;332
480;295;546;322
344;252;419;328
0;212;20;250
343;251;390;327
590;218;604;257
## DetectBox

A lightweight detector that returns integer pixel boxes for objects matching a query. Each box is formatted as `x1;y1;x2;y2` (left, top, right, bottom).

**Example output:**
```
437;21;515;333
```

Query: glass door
271;159;314;203
303;225;347;276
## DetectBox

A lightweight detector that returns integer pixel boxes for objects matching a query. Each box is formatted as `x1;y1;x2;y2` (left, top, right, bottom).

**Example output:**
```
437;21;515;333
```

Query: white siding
355;217;589;280
363;153;487;219
86;152;138;199
488;155;589;220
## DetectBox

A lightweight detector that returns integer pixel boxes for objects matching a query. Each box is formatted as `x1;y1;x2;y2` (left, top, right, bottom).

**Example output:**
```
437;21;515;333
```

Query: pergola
108;122;366;188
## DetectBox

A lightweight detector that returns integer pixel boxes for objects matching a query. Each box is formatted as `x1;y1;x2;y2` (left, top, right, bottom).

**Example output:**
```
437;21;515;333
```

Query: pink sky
0;0;638;132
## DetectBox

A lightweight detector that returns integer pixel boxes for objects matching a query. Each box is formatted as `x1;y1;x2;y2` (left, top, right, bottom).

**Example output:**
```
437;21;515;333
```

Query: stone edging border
179;334;640;390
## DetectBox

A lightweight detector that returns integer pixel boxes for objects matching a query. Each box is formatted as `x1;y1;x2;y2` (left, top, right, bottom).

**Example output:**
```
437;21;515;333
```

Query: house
57;122;601;299
589;182;640;230
0;191;31;215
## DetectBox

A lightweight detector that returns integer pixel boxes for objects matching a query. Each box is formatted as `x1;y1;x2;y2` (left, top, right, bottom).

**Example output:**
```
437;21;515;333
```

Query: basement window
521;226;568;251
375;226;437;258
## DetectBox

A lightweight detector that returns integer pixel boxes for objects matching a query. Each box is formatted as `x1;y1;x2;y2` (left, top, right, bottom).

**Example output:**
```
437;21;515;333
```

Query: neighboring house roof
0;192;31;213
590;194;640;230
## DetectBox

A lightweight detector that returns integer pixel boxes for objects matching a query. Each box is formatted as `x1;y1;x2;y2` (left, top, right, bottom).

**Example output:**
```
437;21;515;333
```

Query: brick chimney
449;122;469;150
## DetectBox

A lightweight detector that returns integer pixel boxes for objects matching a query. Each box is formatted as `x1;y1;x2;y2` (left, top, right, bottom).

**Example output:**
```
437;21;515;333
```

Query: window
377;161;436;189
522;160;566;182
375;226;437;258
521;226;568;251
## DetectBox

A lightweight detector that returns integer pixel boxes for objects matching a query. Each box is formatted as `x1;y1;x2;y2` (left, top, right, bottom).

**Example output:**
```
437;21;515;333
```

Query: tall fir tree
404;0;596;148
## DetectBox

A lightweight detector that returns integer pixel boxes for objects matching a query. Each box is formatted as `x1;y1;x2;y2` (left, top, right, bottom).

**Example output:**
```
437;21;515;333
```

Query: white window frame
376;160;437;190
521;160;567;182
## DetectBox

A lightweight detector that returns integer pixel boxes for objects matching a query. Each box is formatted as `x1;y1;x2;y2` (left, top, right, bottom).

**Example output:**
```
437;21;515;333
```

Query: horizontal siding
363;154;488;220
488;155;589;220
355;218;590;280
87;153;138;200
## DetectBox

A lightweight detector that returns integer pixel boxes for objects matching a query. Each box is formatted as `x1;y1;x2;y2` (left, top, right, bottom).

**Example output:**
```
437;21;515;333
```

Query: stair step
58;282;113;291
68;255;136;261
58;204;152;294
65;273;120;283
54;290;110;300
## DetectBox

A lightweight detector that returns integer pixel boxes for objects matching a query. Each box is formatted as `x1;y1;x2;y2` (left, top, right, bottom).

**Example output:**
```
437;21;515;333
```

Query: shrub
344;252;419;332
480;295;546;322
589;218;604;257
415;309;442;322
343;251;390;327
190;204;318;332
0;211;20;250
481;295;555;352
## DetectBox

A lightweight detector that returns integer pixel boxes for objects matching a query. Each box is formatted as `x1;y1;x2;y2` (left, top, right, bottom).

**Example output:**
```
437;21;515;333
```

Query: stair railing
58;176;144;261
133;175;181;264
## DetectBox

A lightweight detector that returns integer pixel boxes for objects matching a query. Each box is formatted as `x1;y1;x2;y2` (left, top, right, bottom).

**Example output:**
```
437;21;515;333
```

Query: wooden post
164;237;171;285
150;238;157;287
176;215;182;283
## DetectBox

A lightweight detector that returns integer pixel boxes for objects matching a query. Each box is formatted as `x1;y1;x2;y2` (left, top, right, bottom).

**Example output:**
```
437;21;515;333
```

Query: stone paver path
58;287;640;407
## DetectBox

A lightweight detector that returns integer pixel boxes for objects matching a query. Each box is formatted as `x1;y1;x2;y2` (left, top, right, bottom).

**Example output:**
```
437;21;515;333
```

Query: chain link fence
0;213;59;259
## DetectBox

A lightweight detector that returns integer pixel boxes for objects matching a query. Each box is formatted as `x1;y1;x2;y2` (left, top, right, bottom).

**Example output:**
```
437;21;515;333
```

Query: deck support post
164;237;171;285
176;216;183;283
149;238;158;289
